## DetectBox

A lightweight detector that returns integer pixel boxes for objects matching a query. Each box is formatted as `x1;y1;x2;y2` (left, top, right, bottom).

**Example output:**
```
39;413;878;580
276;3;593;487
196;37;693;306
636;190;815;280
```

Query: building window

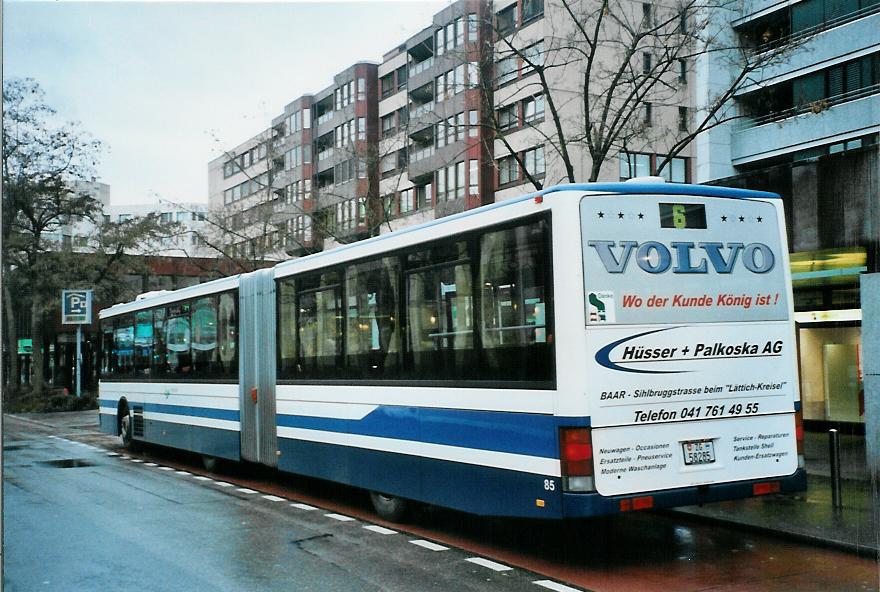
468;13;479;40
678;106;688;132
644;102;653;127
642;3;653;27
619;152;651;179
497;4;516;36
381;113;396;137
497;55;517;85
679;59;688;84
358;117;366;141
522;41;545;76
469;159;479;196
357;78;366;101
643;52;652;74
396;65;407;91
658;157;687;183
522;0;544;23
469;110;479;137
523;94;545;123
381;74;394;99
435;28;445;56
523;146;545;177
498;155;520;185
456;17;465;46
497;104;517;130
400;188;415;214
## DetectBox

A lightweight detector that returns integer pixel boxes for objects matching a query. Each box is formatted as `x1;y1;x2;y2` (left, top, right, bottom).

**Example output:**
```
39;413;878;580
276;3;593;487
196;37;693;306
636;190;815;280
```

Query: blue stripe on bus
277;407;590;459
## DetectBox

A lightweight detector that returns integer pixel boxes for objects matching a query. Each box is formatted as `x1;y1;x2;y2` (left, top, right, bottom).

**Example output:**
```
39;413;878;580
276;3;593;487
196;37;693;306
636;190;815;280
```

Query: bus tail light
560;427;595;492
753;481;781;496
795;408;805;469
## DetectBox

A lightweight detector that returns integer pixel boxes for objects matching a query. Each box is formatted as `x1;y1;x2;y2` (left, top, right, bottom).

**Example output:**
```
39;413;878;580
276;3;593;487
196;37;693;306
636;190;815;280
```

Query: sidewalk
673;431;879;556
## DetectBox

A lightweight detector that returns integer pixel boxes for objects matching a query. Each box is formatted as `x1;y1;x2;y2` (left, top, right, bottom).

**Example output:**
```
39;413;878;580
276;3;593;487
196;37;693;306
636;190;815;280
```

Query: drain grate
38;459;95;468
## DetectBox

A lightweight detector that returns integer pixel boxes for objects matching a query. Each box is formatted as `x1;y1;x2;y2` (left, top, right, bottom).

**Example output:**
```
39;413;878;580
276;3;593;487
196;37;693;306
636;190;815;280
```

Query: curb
666;508;880;558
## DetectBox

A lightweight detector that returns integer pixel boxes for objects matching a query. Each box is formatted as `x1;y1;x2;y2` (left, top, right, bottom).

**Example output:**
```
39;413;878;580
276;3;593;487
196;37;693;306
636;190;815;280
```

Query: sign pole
76;324;82;398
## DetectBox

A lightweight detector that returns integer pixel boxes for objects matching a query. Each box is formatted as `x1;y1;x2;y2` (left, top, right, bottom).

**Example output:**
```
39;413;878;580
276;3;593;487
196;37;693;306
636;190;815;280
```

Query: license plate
682;439;715;465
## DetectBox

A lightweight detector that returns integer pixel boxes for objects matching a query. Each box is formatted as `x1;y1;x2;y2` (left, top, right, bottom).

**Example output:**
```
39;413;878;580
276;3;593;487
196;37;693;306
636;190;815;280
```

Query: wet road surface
5;412;879;591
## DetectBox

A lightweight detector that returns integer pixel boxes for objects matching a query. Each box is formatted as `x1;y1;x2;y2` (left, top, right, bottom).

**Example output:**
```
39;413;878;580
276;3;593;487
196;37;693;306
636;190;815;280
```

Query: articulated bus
98;181;806;521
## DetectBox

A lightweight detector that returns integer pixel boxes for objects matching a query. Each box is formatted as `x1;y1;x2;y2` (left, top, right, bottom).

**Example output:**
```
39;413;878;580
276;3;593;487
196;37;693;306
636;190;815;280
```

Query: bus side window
152;307;167;378
114;314;135;378
191;296;218;378
345;256;401;379
479;218;553;382
217;291;237;378
297;271;343;378
133;310;153;377
166;302;191;377
406;240;475;380
277;280;297;379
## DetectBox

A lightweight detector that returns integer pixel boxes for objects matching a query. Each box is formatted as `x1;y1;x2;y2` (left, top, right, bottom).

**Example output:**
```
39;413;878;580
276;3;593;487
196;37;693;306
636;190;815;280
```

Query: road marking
291;503;318;511
106;452;120;456
145;462;158;467
130;459;143;463
174;471;190;476
325;513;356;522
533;581;583;592
363;525;397;535
409;540;448;552
236;488;257;494
262;495;285;502
215;482;234;487
193;476;213;482
157;467;174;471
465;557;512;572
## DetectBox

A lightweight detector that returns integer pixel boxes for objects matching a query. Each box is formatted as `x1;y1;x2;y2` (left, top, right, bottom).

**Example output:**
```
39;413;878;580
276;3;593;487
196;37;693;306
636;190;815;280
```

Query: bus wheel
369;492;408;522
201;455;219;473
120;410;138;451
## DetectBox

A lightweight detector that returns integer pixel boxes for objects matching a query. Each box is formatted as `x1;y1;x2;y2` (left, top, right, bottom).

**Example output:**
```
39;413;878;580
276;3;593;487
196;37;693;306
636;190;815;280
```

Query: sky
4;0;446;206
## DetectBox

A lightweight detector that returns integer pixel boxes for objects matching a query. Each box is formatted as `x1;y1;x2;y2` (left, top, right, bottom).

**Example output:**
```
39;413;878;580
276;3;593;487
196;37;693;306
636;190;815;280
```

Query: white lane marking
465;557;512;572
409;540;448;551
533;581;583;592
130;459;144;463
363;525;397;535
175;471;190;476
236;488;257;494
262;495;285;502
157;467;174;471
215;482;234;487
192;476;213;482
106;452;120;456
291;503;318;511
325;513;356;522
145;462;158;467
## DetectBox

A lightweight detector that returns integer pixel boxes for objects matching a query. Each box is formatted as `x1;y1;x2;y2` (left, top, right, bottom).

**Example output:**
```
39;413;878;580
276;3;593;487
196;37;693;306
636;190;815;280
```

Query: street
4;411;879;592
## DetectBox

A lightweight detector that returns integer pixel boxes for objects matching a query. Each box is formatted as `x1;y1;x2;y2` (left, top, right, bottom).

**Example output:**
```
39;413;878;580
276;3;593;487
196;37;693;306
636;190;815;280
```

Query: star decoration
721;215;727;222
598;211;605;218
739;216;745;222
757;216;763;223
638;213;644;219
618;212;624;219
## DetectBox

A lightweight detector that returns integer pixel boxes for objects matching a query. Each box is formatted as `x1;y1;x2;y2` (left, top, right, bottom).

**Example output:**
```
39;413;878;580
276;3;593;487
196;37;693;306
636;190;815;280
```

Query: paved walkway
673;431;879;556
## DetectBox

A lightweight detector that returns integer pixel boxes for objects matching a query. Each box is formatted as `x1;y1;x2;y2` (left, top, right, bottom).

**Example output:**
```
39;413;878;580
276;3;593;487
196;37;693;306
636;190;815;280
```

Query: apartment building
696;0;880;428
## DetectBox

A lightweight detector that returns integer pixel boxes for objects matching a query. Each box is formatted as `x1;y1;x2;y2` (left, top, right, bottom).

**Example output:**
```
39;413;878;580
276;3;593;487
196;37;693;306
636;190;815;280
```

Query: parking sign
62;290;93;324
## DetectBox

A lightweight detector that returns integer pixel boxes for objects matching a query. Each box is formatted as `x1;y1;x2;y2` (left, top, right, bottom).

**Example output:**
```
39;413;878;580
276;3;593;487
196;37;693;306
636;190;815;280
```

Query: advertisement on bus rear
581;195;788;326
580;193;799;495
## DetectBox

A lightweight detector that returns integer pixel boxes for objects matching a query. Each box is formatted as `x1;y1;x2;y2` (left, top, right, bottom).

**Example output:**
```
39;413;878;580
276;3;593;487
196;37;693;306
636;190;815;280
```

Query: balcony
739;12;880;92
731;91;880;164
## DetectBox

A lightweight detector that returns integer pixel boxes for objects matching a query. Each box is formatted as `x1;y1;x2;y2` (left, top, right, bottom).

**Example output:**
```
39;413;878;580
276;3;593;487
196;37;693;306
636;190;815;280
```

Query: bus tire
202;455;220;473
369;492;409;522
119;406;139;452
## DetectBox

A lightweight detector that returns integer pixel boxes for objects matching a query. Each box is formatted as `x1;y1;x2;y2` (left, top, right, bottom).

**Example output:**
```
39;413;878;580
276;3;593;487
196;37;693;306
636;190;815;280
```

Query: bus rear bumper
561;468;807;518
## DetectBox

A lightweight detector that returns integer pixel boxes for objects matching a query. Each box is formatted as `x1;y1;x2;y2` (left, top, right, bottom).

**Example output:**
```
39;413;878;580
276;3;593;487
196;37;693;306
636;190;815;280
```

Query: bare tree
479;0;813;189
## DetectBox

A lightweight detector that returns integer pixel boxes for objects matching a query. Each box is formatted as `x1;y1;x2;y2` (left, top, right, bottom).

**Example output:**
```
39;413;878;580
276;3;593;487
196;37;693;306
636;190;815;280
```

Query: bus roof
542;182;781;201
